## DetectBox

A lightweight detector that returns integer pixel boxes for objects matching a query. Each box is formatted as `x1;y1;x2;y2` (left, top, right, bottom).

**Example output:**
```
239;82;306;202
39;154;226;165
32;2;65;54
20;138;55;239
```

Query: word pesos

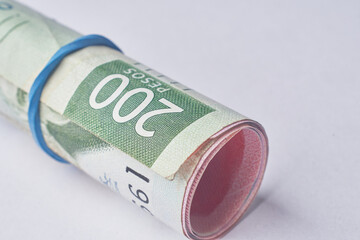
123;68;170;93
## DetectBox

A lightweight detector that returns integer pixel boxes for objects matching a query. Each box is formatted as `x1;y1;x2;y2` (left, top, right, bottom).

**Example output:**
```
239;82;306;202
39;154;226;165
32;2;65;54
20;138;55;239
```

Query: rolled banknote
0;1;269;239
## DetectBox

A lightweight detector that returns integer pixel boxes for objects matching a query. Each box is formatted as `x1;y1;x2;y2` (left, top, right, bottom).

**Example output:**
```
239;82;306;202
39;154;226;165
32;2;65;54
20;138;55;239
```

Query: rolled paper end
182;120;268;240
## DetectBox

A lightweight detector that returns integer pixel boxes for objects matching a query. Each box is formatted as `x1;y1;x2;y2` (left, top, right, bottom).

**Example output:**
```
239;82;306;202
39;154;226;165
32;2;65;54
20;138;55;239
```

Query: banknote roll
0;1;268;239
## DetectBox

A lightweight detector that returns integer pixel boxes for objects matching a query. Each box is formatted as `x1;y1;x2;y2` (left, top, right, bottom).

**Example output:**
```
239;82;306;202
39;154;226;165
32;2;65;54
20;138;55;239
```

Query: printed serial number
99;167;153;216
126;166;153;215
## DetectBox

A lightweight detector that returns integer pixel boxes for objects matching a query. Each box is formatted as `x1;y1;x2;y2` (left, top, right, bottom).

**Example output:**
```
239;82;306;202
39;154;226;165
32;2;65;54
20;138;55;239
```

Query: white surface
1;0;360;239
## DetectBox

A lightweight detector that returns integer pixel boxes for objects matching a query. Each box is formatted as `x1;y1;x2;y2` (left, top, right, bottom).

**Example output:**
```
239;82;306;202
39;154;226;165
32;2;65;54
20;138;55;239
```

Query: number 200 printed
89;73;183;137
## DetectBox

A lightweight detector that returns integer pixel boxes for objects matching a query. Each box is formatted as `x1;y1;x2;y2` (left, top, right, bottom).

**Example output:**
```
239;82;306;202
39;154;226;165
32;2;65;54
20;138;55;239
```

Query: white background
1;0;359;239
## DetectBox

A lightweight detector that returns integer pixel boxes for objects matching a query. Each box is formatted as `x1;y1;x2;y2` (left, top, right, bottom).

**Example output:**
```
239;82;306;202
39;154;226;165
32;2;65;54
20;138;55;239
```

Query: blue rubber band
28;34;122;164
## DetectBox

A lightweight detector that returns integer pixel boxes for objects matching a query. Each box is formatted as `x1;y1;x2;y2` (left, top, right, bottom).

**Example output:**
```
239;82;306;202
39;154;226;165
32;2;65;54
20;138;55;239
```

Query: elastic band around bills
28;34;122;164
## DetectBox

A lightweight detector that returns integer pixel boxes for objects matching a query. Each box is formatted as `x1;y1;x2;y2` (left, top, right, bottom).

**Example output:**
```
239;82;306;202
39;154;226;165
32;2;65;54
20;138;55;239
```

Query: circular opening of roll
182;121;268;239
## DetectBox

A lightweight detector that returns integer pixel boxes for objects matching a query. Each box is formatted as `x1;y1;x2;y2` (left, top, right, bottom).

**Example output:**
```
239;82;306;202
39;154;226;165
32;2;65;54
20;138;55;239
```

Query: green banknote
0;1;268;239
